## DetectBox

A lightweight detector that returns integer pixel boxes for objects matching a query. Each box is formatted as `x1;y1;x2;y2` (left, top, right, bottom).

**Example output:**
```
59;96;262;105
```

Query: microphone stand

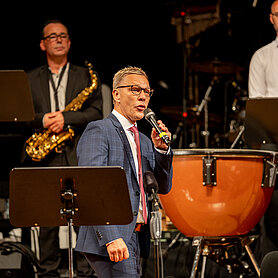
150;189;164;278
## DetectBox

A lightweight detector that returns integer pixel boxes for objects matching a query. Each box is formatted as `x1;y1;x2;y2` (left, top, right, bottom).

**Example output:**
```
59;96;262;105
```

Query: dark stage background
0;0;277;168
1;0;277;178
0;0;276;107
0;1;277;276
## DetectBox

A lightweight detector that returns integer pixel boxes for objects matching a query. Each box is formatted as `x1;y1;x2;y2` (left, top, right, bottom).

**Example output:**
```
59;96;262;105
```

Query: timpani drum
159;149;277;237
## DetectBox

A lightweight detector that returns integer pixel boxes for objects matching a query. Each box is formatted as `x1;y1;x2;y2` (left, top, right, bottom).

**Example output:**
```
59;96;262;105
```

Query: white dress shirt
112;110;146;223
249;37;278;98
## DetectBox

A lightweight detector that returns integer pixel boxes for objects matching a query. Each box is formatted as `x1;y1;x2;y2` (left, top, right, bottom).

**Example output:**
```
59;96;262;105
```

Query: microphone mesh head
143;171;159;194
144;108;155;120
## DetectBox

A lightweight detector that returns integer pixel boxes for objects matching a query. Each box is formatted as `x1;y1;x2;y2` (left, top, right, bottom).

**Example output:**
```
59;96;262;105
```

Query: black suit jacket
24;63;103;165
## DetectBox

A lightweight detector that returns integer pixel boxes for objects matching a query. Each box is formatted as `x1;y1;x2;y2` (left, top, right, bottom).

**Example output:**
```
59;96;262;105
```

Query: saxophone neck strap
48;64;67;111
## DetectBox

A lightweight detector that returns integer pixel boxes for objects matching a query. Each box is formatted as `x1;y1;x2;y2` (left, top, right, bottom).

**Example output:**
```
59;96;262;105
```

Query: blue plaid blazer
75;113;173;257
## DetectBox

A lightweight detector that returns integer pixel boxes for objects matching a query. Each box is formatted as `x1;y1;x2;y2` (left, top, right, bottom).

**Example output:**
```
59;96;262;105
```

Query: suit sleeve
154;148;173;195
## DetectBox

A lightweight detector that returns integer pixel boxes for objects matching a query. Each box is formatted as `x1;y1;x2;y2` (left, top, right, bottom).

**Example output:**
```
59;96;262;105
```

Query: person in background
248;0;278;267
25;19;103;277
249;1;278;98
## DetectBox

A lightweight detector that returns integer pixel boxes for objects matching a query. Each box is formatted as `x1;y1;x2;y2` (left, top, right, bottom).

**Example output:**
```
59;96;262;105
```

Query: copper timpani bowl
159;149;277;237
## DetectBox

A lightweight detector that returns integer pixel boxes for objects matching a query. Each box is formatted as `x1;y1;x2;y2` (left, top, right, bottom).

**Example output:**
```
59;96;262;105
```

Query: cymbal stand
230;125;245;149
196;76;218;148
181;12;189;148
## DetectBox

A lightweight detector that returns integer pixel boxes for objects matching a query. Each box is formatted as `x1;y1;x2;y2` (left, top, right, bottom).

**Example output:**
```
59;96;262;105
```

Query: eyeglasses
116;85;154;97
43;33;69;42
271;12;278;17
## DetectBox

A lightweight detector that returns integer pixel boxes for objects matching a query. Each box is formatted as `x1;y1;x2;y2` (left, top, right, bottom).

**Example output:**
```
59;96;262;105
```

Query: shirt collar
112;109;137;130
48;62;69;76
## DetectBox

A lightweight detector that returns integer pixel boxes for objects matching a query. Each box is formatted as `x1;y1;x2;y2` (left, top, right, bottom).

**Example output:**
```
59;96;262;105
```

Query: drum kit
161;59;247;150
158;59;278;277
157;2;278;276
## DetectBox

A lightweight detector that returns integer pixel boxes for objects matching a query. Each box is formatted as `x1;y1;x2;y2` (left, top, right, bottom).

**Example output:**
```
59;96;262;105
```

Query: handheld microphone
144;108;171;146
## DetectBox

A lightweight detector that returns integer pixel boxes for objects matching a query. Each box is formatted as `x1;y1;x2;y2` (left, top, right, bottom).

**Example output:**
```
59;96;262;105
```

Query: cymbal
189;60;245;75
160;106;222;128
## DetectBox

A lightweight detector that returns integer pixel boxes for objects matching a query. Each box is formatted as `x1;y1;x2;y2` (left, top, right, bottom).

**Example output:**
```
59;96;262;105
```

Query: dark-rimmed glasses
271;12;278;17
43;33;69;42
116;85;154;97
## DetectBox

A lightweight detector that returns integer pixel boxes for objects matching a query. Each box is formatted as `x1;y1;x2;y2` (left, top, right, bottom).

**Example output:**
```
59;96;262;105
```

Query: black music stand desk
245;98;278;151
9;166;133;278
0;70;34;122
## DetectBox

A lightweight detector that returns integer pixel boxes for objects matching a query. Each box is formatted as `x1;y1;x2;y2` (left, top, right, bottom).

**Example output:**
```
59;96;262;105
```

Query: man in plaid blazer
75;66;173;277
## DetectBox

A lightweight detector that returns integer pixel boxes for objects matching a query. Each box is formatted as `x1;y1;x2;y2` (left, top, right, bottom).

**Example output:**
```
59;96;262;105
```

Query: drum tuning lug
201;130;210;137
226;265;232;274
192;236;203;246
261;160;277;188
202;156;217;186
202;245;210;256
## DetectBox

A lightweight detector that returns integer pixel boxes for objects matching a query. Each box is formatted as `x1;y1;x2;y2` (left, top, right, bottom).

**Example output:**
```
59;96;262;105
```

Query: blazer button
133;211;138;216
136;191;140;196
96;230;102;240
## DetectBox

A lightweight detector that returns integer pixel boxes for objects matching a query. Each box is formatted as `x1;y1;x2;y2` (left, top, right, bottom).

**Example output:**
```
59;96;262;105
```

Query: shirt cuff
155;146;171;155
106;239;116;247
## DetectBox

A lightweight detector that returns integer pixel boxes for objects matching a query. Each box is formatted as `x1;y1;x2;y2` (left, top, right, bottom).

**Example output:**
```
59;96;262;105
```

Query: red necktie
129;126;147;224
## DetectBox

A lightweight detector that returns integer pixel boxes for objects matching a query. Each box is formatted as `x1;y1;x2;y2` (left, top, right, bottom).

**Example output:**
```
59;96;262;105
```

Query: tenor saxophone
26;63;98;161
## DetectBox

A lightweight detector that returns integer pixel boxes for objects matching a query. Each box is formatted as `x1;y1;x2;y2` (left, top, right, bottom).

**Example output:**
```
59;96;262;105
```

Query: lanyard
48;65;67;111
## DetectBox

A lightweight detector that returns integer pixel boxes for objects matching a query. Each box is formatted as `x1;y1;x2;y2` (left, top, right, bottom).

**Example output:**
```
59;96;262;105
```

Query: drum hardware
189;61;245;76
171;122;184;148
161;232;184;260
160;106;222;128
262;159;277;188
189;235;259;278
160;106;222;148
202;156;216;186
172;2;222;148
227;81;247;149
230;125;245;149
196;75;219;148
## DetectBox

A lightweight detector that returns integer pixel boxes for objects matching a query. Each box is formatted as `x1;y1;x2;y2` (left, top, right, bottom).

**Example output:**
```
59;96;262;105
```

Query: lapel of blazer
39;65;51;111
65;63;77;105
108;113;138;180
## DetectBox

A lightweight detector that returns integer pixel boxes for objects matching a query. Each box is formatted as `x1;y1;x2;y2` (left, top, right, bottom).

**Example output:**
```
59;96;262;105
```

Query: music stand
245;98;278;151
9;166;133;278
0;70;34;122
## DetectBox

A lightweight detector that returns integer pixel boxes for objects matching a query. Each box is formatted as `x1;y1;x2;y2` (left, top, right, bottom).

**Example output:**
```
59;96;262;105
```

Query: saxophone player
23;19;103;278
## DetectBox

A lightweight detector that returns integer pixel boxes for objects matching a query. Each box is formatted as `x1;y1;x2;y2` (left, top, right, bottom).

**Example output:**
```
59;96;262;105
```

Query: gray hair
112;66;149;90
